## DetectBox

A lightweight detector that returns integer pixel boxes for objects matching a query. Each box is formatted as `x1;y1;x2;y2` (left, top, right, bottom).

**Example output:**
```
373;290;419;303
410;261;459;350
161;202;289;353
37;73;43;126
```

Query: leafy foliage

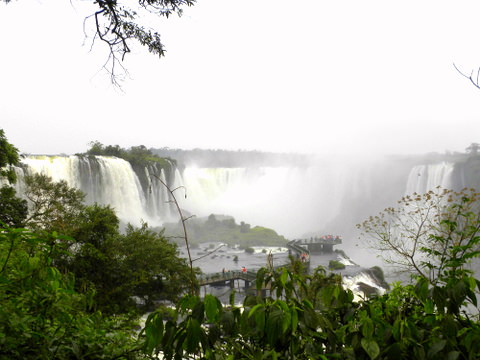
85;141;175;168
141;258;480;359
0;128;20;184
0;227;142;359
4;125;480;359
24;173;86;235
14;170;193;315
358;187;480;284
0;0;197;83
91;0;195;78
65;205;193;314
118;223;195;310
141;189;480;359
0;186;28;227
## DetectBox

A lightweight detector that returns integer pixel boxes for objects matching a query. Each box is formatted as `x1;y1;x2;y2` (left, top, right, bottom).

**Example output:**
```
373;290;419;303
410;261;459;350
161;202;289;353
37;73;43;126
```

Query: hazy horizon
1;0;480;158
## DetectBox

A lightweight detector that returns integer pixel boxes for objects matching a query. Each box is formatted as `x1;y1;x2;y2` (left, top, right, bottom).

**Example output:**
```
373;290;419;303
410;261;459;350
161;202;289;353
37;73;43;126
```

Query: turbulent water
13;155;461;242
187;242;387;303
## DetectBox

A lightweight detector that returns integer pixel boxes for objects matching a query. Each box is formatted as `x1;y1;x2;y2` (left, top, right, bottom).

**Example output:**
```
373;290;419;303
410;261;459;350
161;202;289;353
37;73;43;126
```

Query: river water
178;242;385;303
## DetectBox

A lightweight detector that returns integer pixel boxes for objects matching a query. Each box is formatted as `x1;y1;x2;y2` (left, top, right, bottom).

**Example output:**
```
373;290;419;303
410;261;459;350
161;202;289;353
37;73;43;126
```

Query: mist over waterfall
174;157;411;239
176;164;356;238
13;153;477;241
15;156;369;237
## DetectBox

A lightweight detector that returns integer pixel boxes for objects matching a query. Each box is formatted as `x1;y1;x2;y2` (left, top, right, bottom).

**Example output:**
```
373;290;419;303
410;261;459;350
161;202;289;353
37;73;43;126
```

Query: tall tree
119;223;193;310
358;187;480;284
67;205;192;314
67;204;129;313
24;173;86;234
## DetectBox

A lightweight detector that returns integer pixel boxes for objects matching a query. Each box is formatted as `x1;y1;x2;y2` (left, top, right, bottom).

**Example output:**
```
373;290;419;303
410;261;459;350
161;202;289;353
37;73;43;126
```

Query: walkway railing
197;270;256;286
197;241;310;287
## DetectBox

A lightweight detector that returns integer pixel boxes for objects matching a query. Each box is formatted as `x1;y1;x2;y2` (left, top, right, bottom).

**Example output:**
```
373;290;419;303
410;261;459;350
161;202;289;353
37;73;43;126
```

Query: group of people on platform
314;235;342;241
221;266;247;276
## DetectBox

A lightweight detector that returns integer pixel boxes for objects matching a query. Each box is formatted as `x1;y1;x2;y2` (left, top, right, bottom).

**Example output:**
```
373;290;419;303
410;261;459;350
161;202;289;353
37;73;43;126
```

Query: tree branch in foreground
87;0;195;85
453;63;480;90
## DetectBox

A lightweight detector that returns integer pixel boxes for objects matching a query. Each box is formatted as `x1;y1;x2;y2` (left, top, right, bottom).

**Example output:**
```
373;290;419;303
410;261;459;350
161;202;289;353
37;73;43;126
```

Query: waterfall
173;161;379;239
17;155;174;227
13;155;396;238
143;165;174;220
405;162;454;195
12;154;452;240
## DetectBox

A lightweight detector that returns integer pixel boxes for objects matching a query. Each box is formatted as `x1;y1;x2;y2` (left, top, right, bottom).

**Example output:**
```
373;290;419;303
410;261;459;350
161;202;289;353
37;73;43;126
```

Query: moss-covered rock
328;260;346;270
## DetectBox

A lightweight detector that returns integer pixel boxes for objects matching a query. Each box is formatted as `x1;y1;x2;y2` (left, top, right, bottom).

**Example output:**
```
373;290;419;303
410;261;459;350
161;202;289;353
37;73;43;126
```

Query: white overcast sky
1;0;480;156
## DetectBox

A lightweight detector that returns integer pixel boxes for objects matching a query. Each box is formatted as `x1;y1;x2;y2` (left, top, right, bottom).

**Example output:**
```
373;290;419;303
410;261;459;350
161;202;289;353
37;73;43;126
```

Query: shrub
245;247;255;254
329;259;346;270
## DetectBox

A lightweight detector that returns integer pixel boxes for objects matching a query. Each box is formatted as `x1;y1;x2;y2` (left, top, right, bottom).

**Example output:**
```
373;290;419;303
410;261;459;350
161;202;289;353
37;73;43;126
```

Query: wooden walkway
197;240;311;287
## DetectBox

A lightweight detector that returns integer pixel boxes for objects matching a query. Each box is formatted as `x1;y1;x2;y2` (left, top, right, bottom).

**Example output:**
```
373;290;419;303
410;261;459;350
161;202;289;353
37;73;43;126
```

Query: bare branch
81;0;195;85
152;174;197;295
453;63;480;90
192;244;226;262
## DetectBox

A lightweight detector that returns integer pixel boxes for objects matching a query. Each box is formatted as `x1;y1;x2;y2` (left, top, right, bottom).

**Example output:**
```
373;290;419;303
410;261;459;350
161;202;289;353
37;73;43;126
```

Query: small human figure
241;266;247;273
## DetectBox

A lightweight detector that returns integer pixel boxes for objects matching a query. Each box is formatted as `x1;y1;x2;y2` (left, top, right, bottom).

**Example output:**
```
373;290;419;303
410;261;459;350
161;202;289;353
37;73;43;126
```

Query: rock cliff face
13;153;480;239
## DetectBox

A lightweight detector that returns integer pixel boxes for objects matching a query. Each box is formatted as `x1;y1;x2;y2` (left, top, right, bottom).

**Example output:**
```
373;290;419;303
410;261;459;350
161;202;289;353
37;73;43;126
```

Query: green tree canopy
85;141;175;168
65;204;193;314
24;173;86;235
118;223;194;309
0;227;142;358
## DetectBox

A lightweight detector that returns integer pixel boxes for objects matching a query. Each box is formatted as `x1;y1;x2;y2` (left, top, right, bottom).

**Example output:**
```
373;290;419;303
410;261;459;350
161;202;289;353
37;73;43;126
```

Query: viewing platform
291;235;342;253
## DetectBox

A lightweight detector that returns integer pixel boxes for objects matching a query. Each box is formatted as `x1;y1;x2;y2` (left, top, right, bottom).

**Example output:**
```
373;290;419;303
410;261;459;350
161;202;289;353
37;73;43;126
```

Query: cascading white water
174;160;379;239
405;162;454;195
17;156;173;227
13;155;397;239
14;155;450;241
143;165;175;220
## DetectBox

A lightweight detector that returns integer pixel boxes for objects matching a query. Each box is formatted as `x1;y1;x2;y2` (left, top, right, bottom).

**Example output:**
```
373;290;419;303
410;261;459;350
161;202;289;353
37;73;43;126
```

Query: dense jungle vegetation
2;129;480;359
83;141;176;169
